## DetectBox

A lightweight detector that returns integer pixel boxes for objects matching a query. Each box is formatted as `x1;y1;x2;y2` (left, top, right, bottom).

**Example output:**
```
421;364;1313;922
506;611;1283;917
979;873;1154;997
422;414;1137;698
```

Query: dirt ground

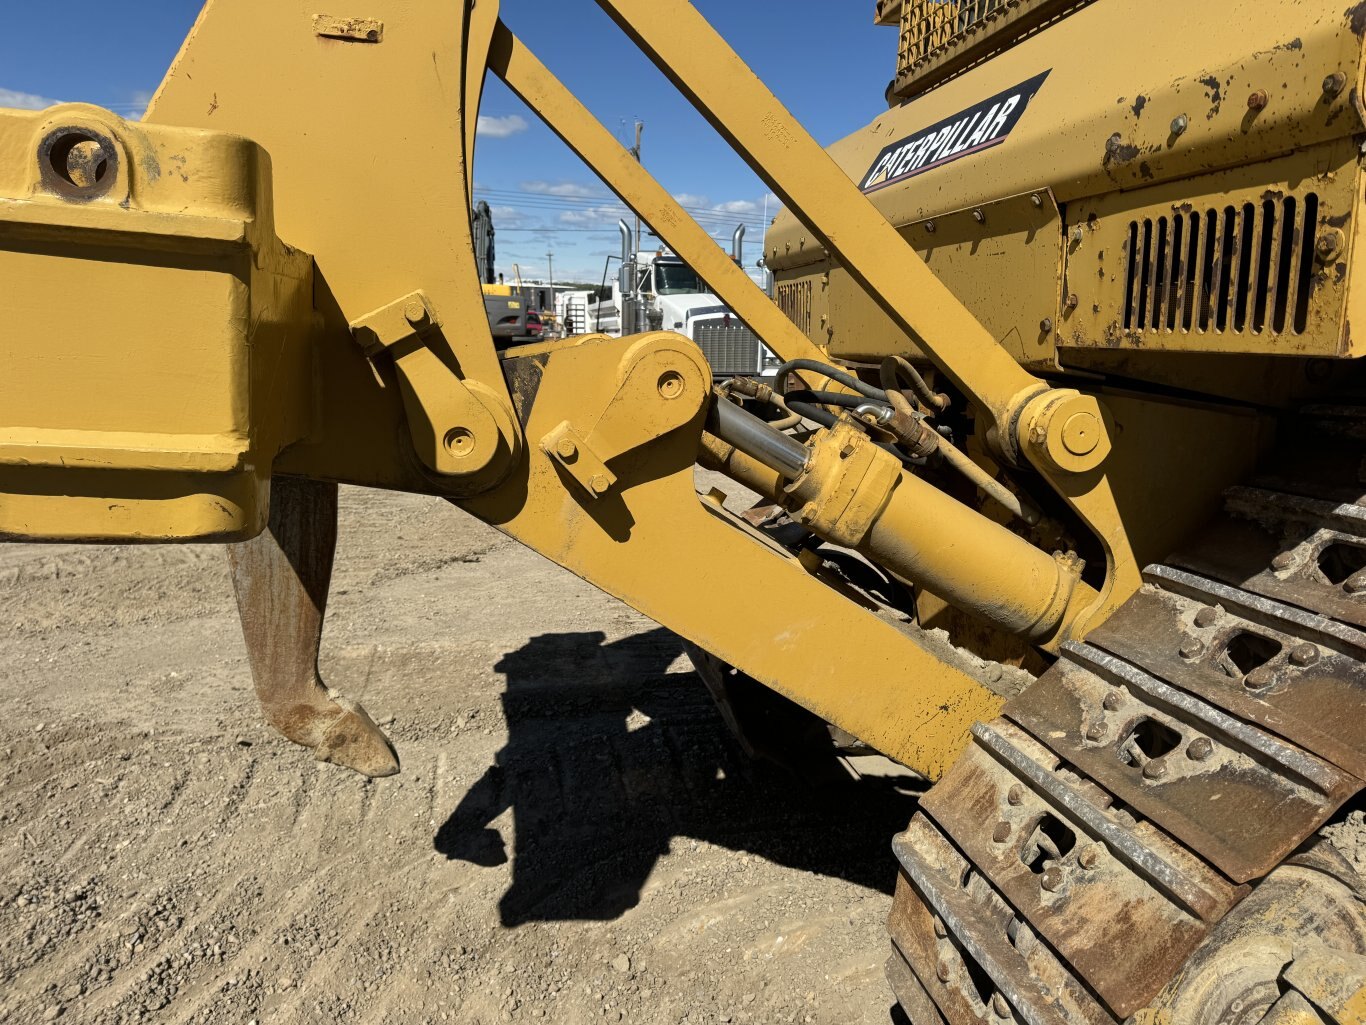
0;481;921;1025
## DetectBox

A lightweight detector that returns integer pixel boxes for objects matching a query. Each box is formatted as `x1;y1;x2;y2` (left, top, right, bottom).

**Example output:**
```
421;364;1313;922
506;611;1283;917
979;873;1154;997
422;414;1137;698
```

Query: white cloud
522;180;602;199
477;114;529;139
672;192;709;208
559;204;629;226
715;199;759;215
0;87;62;110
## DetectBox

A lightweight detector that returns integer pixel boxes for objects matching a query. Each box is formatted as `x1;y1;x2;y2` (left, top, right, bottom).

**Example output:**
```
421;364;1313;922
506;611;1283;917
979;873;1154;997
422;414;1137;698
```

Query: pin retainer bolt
1290;644;1320;668
1144;757;1170;780
1187;737;1214;762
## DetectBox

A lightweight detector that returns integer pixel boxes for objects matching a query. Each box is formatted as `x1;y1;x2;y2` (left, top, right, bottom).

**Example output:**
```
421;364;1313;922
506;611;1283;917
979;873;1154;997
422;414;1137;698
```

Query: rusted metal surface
1007;640;1356;882
1172;486;1366;630
884;950;947;1025
920;719;1244;1018
889;814;1117;1025
1090;567;1366;783
227;477;400;779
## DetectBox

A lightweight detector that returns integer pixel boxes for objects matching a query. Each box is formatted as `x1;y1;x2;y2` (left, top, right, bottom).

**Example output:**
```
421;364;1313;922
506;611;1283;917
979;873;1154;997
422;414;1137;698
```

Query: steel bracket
350;290;519;487
540;332;711;499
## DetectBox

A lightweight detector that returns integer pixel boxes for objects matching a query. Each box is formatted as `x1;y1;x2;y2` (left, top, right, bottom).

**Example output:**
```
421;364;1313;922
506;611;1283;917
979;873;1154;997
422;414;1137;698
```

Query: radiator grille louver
1122;194;1319;337
694;323;762;376
775;281;813;335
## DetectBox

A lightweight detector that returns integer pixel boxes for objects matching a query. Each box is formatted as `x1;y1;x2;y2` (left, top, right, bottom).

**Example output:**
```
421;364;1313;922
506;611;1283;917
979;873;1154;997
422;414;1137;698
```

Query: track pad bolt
936;959;951;983
1290;644;1320;667
1143;757;1169;780
1077;845;1103;870
993;822;1012;844
992;993;1012;1018
1006;784;1025;806
1102;691;1123;712
1179;637;1205;659
1271;552;1296;571
1245;666;1276;690
1187;737;1214;762
1086;721;1109;743
1040;865;1066;892
1193;606;1219;628
932;916;948;939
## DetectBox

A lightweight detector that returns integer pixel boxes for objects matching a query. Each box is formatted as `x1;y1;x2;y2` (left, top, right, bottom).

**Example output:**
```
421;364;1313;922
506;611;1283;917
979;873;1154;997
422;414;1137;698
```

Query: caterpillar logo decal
861;71;1051;193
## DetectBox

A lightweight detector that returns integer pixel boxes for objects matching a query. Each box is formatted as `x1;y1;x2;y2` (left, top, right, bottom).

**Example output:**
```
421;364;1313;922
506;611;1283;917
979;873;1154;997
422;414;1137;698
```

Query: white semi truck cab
588;223;778;379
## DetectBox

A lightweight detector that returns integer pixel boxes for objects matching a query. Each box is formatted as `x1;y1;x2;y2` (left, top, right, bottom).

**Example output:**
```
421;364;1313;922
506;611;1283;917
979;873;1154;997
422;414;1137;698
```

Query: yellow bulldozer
3;0;1365;1021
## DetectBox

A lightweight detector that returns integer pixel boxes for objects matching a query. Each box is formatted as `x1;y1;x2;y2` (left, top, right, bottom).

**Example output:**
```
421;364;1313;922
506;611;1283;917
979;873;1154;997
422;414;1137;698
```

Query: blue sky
2;1;892;283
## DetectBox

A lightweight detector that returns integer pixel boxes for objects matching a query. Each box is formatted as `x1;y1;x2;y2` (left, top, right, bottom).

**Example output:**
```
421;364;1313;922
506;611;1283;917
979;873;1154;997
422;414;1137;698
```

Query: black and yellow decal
861;71;1051;193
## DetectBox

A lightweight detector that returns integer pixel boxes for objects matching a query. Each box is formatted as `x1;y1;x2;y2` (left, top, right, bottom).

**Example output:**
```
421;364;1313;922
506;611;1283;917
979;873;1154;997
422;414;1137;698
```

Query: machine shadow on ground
434;627;920;925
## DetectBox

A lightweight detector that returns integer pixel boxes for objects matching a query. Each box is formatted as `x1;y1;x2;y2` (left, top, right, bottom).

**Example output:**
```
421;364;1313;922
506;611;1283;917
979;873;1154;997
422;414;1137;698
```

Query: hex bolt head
589;475;611;495
1345;572;1366;595
932;916;948;939
1290;644;1320;667
555;437;577;459
972;208;986;224
1086;721;1109;743
993;993;1012;1018
1103;691;1123;712
1040;865;1066;892
1007;784;1025;807
1324;72;1347;97
1272;552;1296;571
1187;737;1215;762
1245;666;1275;690
1170;114;1189;136
1031;193;1044;207
1040;317;1054;334
1194;606;1219;628
1144;757;1170;781
936;959;951;983
925;220;937;234
1179;637;1206;660
1247;89;1269;111
1066;293;1080;310
993;822;1012;844
1077;845;1103;870
403;299;427;325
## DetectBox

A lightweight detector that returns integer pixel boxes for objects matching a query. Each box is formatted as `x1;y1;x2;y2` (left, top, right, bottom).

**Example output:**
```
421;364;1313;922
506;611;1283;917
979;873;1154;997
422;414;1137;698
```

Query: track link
888;404;1366;1024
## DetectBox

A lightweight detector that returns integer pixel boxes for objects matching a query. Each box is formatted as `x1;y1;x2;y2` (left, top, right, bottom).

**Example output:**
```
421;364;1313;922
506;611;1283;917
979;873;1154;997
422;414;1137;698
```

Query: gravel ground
0;482;916;1025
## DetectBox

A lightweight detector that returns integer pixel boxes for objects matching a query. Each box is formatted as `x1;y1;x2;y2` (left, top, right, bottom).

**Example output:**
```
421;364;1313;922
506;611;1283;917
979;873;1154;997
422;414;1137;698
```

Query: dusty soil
0;483;919;1025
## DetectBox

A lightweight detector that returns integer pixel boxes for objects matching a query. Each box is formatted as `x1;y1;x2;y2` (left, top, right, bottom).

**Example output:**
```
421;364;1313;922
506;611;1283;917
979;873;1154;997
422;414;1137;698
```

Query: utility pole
629;120;644;254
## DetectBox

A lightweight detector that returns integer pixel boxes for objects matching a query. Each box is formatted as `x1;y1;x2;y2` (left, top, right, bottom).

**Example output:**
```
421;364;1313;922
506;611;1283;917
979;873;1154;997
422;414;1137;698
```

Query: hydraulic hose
775;359;888;404
879;355;948;414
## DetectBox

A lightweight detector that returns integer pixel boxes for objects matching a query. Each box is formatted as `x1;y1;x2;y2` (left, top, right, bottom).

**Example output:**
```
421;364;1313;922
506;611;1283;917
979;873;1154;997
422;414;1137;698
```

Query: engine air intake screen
894;0;1095;99
1121;194;1319;337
